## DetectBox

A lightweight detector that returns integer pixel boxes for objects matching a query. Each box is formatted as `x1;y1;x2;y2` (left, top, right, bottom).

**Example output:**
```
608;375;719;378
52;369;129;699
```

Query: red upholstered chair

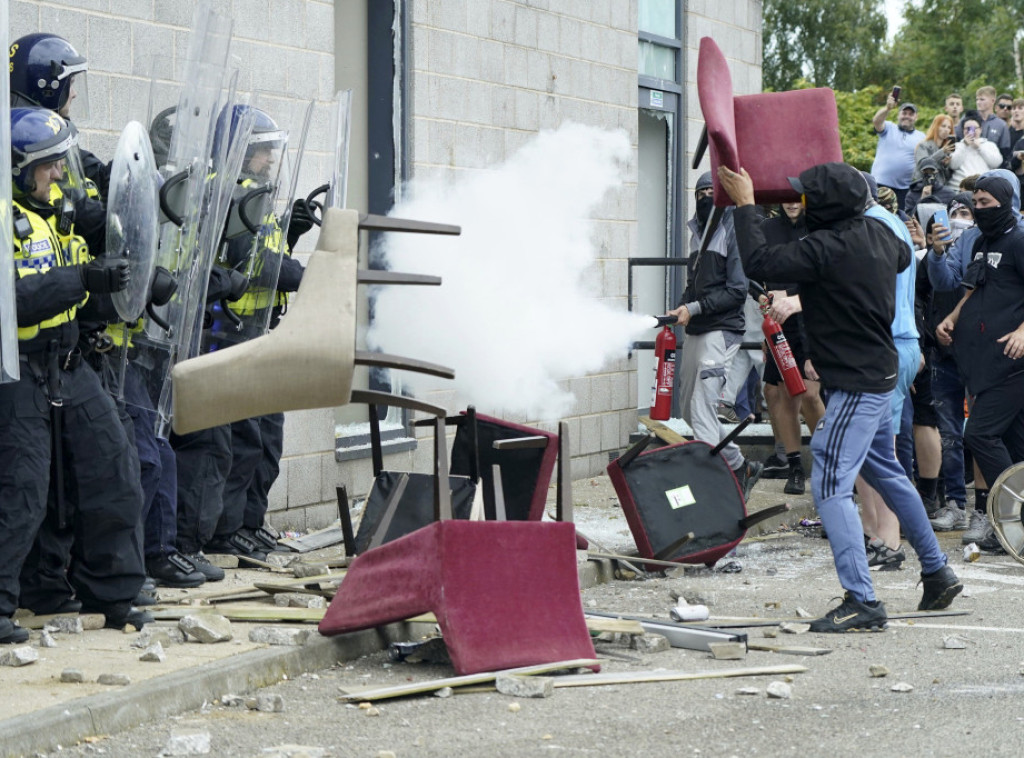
695;36;844;208
318;520;597;675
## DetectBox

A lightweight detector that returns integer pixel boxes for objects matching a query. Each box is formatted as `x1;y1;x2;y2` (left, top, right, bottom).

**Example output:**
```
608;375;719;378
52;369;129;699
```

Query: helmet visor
61;71;89;122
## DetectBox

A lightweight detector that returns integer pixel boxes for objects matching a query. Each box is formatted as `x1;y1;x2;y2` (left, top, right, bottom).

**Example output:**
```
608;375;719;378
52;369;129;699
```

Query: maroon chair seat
319;520;597;675
697;36;843;206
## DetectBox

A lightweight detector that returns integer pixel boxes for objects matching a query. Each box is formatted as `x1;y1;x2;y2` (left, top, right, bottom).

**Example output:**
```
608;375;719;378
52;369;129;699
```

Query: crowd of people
0;34;313;645
674;83;1024;632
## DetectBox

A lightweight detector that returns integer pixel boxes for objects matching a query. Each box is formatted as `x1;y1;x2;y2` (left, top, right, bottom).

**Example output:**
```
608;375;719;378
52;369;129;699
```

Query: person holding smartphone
912;114;955;185
949;111;1002;190
871;88;925;211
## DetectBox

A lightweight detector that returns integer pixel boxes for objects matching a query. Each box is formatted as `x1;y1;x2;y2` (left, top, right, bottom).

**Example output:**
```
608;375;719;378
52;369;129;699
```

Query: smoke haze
367;122;654;420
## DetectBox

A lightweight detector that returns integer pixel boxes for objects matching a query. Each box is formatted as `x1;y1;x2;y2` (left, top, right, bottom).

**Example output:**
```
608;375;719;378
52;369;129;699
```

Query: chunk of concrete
179;614;233;644
140;642;166;662
60;668;85;683
869;664;890;678
890;681;914;693
44;616;83;635
495;674;555;699
0;646;38;667
630;633;670;653
162;729;212;755
98;673;131;686
132;626;186;649
38;630;57;648
292;563;328;578
709;642;746;660
273;593;326;609
248;627;313;646
245;693;285;712
779;622;811;635
766;681;792;699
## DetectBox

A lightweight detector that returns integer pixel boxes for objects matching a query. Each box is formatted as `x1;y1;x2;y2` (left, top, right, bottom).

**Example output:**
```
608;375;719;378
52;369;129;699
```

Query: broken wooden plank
585;617;645;635
278;524;348;553
747;642;832;656
338;658;602;702
149;605;326;624
638;416;686;445
587;551;689;571
14;612;105;631
548;663;807;689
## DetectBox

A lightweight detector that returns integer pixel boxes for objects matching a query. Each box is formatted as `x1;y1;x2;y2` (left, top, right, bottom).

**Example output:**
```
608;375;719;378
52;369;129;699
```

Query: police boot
146;551;206;589
242;526;281;553
0;617;30;645
83;601;154;631
205;531;268;564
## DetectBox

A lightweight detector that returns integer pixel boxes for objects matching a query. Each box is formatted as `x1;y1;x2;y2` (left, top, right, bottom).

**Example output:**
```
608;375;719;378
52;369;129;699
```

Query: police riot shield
119;2;240;437
108;121;160;321
203;98;315;352
0;0;20;383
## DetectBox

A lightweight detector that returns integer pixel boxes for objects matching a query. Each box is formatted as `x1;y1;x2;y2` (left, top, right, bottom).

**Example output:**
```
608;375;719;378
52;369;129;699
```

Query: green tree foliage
763;0;888;91
888;0;1024;107
835;86;888;171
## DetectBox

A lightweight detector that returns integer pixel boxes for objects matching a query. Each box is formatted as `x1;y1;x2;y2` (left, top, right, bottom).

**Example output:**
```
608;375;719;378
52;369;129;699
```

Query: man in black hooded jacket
936;172;1024;518
718;161;961;633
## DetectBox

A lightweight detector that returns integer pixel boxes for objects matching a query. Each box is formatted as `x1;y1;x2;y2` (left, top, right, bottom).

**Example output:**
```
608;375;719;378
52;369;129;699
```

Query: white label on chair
665;484;696;510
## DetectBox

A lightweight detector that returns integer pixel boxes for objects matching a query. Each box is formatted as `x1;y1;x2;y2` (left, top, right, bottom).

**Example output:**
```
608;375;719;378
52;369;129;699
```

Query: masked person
936;172;1024;553
1;108;149;635
665;172;762;498
717;161;962;633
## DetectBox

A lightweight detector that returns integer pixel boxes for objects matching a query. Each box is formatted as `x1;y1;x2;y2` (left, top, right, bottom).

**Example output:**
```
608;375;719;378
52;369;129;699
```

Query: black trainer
784;466;806;495
83;602;154;630
976;530;1006;555
205;531;268;564
147;552;206;589
243;526;281;553
917;565;963;611
808;593;887;633
0;617;30;645
182;551;227;582
736;459;764;500
762;453;789;479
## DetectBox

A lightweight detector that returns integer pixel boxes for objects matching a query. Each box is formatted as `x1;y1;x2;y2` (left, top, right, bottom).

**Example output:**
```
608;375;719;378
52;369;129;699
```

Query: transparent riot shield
203;98;315;353
0;0;19;383
108;121;160;322
120;2;239;437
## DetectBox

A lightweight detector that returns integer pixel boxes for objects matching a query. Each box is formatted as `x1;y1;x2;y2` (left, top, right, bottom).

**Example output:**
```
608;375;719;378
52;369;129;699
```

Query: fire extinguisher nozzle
653;314;677;328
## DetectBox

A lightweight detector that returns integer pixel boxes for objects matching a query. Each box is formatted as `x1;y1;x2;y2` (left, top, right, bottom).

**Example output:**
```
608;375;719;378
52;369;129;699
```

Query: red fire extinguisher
650;316;677;420
760;296;806;398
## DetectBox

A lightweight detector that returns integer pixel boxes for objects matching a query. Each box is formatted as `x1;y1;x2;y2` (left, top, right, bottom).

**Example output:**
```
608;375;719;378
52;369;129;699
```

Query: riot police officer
1;108;149;632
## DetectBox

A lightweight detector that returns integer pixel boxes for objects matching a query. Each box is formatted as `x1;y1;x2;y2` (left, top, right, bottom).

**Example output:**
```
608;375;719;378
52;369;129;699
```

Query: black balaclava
695;171;714;229
974;175;1016;238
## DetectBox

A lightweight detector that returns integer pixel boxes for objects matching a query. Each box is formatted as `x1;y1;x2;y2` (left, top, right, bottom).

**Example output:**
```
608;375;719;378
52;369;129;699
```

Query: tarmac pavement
4;470;1024;758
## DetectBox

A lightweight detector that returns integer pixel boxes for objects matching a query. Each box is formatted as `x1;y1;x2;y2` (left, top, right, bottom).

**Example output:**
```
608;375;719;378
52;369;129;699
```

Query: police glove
149;266;178;307
286;198;315;249
80;257;130;294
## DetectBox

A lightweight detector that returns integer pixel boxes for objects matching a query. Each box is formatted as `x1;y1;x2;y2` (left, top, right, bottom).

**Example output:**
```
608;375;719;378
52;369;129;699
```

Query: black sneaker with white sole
761;453;789;479
866;537;905;571
784;466;806;495
808;593;887;633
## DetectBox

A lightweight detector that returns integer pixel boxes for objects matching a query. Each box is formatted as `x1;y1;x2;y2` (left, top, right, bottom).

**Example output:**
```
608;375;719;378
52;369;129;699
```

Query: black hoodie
732;162;910;393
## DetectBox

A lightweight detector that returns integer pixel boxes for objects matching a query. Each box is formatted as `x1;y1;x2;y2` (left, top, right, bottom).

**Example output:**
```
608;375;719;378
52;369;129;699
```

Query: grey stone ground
35;472;1024;758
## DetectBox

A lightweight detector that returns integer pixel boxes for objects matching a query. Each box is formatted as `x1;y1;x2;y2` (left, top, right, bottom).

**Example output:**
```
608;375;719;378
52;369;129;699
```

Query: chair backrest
171;207;358;435
697;36;844;207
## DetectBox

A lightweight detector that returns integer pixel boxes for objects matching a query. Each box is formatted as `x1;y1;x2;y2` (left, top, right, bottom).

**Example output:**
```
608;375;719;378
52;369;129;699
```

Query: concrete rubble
161;729;212;756
0;646;38;666
766;681;792;699
249;626;314;646
98;673;132;686
140;642;167;662
495;674;555;698
179;613;233;643
60;668;85;683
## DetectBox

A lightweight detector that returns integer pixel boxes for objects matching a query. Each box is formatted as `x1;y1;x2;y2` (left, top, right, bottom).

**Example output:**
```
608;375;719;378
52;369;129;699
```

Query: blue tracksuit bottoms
811;389;948;603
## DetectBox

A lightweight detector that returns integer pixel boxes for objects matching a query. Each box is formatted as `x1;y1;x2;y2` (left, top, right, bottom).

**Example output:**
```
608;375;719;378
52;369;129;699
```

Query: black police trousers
1;359;145;617
214;412;285;539
172;424;232;554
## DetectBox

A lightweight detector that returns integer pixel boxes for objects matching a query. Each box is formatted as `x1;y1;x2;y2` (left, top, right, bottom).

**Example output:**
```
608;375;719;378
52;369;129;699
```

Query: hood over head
789;163;868;231
978;168;1021;213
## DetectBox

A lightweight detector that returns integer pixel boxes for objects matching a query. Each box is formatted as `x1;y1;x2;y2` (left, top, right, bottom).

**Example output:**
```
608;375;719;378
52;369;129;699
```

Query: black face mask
974;204;1015;237
695;195;714;228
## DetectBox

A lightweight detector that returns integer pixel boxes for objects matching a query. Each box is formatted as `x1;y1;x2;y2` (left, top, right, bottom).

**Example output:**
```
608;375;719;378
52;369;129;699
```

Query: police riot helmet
9;33;89;116
10;107;77;197
214;105;286;180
